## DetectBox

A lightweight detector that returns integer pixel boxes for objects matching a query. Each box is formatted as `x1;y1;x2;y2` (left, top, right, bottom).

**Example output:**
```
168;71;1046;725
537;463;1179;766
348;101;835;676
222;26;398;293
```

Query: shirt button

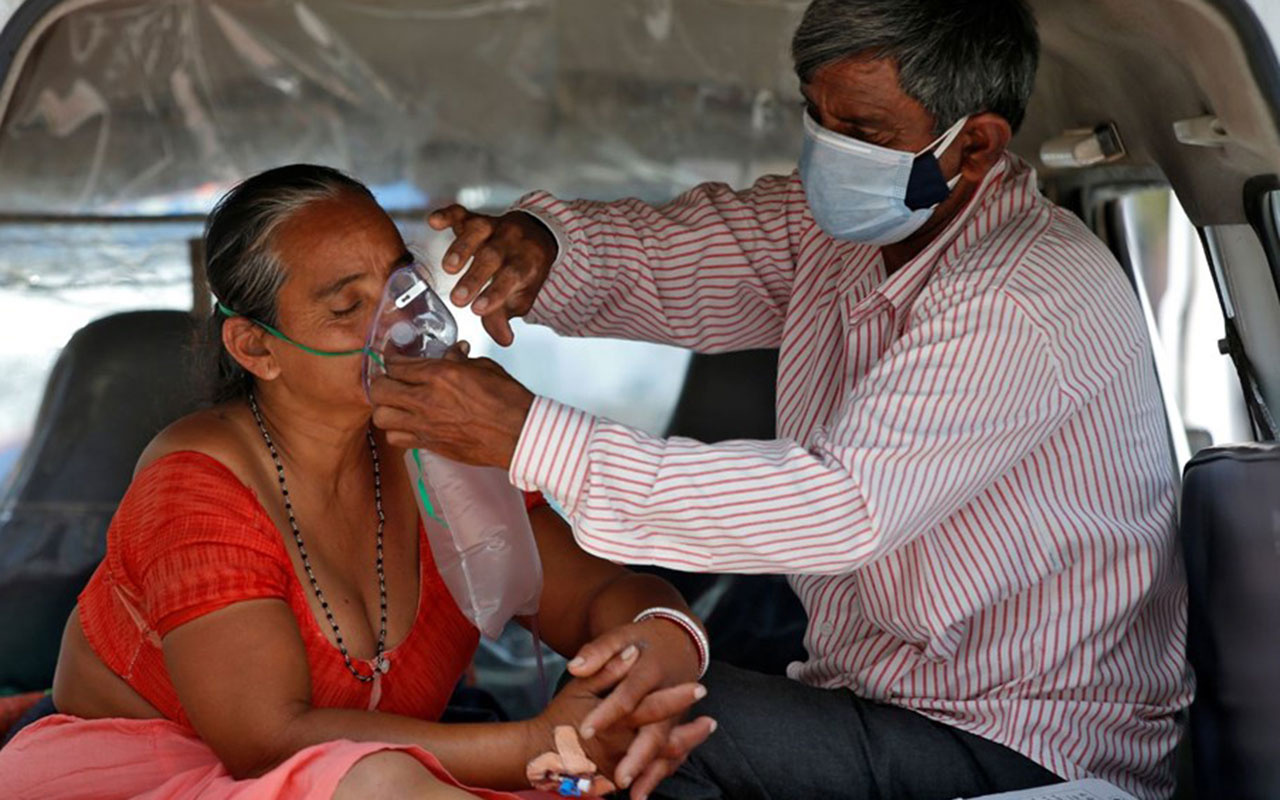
818;622;835;635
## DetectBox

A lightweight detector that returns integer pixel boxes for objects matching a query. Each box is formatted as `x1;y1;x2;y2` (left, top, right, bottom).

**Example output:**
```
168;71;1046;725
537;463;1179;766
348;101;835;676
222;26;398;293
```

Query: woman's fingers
623;718;716;800
580;657;666;738
613;724;666;791
624;682;707;729
568;628;634;679
575;644;641;700
628;757;673;800
660;716;716;762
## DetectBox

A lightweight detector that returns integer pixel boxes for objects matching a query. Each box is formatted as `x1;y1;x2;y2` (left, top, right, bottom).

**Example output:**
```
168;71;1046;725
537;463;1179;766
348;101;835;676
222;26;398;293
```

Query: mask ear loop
918;115;970;158
216;302;368;358
918;115;971;190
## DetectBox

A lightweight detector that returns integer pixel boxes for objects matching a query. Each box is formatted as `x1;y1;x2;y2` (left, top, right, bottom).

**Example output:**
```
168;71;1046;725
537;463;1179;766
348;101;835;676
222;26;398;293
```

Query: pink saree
0;713;545;800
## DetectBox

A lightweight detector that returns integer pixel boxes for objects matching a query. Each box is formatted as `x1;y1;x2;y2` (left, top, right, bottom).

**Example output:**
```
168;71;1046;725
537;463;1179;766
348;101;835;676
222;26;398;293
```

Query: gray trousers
653;662;1061;800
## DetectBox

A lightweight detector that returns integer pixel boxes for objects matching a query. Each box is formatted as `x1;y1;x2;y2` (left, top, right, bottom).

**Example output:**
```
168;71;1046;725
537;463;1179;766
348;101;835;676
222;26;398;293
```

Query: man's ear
954;112;1013;184
222;317;282;382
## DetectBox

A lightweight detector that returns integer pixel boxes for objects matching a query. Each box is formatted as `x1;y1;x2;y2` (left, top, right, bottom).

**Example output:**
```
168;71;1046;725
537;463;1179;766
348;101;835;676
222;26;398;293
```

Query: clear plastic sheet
0;221;194;449
0;0;809;446
0;0;806;216
0;0;809;701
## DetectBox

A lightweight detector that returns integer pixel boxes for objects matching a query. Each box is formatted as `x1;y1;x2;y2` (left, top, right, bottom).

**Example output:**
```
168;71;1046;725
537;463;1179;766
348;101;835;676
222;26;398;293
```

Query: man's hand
429;205;558;346
368;344;534;468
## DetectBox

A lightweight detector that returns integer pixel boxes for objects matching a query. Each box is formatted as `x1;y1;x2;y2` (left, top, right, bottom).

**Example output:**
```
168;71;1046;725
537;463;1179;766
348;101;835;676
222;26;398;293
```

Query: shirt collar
872;153;1018;312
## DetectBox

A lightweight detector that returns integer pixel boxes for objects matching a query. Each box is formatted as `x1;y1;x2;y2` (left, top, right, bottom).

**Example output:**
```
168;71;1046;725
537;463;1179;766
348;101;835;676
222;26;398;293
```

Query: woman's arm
162;598;698;790
525;505;700;669
53;607;164;721
523;505;716;796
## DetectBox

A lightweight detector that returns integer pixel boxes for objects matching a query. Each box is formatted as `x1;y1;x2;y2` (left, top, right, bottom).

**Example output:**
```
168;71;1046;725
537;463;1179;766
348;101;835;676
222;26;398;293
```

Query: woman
0;165;714;800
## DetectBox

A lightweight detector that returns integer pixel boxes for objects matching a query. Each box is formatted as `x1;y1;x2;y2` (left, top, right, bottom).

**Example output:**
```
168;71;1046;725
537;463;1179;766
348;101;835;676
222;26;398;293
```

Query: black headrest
3;310;204;507
0;310;204;690
1181;443;1280;799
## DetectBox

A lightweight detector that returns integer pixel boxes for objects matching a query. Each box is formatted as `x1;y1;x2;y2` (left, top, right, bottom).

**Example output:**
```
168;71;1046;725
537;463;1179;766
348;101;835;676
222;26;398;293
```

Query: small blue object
556;776;584;797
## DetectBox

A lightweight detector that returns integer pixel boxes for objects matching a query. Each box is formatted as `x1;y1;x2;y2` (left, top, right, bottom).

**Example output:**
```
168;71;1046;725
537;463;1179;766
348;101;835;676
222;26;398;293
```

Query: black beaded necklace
247;391;389;681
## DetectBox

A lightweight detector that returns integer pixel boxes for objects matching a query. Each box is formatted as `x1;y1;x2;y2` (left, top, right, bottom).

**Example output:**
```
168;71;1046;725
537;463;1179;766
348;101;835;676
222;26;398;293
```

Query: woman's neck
250;385;373;493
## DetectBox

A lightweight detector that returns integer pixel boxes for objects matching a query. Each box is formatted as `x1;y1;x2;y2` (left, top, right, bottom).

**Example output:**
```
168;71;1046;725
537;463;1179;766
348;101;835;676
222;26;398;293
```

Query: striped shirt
509;154;1192;799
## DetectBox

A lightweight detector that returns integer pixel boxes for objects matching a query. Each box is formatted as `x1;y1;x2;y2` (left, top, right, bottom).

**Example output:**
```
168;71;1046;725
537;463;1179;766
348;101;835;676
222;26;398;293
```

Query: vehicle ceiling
1018;0;1280;226
0;0;1276;233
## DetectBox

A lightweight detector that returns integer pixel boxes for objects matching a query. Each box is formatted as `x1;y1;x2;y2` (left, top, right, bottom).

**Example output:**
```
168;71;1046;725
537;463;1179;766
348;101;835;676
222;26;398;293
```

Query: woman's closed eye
331;299;362;317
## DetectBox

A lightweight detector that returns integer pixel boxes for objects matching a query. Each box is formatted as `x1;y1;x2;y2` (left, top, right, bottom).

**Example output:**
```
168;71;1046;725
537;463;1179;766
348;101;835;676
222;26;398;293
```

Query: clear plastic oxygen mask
363;262;458;396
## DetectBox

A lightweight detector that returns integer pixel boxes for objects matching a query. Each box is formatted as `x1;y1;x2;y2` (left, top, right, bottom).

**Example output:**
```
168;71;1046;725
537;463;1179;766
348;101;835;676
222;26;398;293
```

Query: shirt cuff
510;192;580;326
509;395;597;516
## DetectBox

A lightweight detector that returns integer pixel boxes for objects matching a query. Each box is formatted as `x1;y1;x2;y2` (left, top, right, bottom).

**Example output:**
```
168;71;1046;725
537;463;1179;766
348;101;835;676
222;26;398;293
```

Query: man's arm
431;173;807;351
510;289;1075;574
512;174;802;352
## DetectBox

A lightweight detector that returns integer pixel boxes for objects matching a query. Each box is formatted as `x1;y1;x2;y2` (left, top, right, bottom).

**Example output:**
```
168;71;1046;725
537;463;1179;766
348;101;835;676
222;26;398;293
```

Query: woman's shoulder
118;404;285;563
136;402;262;487
126;403;277;531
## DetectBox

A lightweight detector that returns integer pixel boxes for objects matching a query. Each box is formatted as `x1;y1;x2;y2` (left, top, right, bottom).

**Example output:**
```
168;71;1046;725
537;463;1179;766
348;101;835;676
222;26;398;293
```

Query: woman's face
265;191;412;409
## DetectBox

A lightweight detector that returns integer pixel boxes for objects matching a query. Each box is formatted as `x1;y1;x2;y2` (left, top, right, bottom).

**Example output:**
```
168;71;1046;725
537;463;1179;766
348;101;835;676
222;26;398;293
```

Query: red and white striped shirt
509;154;1192;799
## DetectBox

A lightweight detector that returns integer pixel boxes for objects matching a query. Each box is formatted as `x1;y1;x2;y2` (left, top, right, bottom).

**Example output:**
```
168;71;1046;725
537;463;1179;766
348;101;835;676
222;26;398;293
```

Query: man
370;1;1192;798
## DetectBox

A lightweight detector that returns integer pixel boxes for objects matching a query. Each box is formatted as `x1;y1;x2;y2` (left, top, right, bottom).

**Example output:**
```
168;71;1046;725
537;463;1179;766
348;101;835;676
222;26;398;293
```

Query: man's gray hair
792;0;1039;133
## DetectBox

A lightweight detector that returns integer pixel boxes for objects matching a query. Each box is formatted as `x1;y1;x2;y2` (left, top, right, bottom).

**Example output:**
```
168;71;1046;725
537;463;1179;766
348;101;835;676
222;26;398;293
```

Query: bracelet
632;607;710;679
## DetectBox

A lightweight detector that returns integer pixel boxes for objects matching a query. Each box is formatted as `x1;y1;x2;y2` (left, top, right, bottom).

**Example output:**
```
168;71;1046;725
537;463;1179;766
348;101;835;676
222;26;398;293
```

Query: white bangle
632;607;710;679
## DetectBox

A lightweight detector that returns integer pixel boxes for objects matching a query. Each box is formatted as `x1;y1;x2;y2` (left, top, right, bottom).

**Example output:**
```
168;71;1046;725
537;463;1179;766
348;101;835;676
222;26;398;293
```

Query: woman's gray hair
200;164;375;403
791;0;1039;133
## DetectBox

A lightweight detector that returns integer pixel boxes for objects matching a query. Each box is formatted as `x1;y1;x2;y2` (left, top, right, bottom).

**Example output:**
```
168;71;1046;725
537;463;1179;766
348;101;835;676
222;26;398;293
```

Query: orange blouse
78;451;539;729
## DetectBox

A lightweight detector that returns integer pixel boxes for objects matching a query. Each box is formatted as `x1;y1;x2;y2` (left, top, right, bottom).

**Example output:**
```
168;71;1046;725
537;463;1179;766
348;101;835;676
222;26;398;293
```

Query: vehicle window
0;221;197;482
401;220;693;438
1266;187;1280;277
0;218;692;487
1118;188;1251;451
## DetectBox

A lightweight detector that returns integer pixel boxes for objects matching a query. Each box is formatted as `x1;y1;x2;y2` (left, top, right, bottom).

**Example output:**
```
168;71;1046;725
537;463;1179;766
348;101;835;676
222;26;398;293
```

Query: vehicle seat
1180;443;1280;799
0;310;203;691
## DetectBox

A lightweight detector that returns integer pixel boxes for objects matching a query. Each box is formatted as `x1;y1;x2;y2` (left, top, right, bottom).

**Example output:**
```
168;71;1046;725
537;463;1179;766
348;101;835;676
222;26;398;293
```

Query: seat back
0;310;203;690
1180;443;1280;799
652;349;809;675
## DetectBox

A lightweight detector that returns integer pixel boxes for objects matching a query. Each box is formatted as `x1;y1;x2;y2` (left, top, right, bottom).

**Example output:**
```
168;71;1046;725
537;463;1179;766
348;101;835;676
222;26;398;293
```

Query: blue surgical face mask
798;112;969;245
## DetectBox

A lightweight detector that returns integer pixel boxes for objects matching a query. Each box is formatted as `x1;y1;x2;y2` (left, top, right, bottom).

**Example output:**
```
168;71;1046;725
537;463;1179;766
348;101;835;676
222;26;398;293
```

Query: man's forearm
514;177;798;353
510;397;878;576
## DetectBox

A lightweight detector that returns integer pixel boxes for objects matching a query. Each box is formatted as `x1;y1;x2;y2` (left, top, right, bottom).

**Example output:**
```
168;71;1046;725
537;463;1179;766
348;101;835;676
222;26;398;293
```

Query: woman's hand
528;628;713;799
565;620;717;798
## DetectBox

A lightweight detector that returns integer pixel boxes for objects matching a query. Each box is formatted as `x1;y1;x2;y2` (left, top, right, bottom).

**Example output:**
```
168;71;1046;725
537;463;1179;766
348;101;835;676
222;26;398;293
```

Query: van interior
1;1;1279;796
